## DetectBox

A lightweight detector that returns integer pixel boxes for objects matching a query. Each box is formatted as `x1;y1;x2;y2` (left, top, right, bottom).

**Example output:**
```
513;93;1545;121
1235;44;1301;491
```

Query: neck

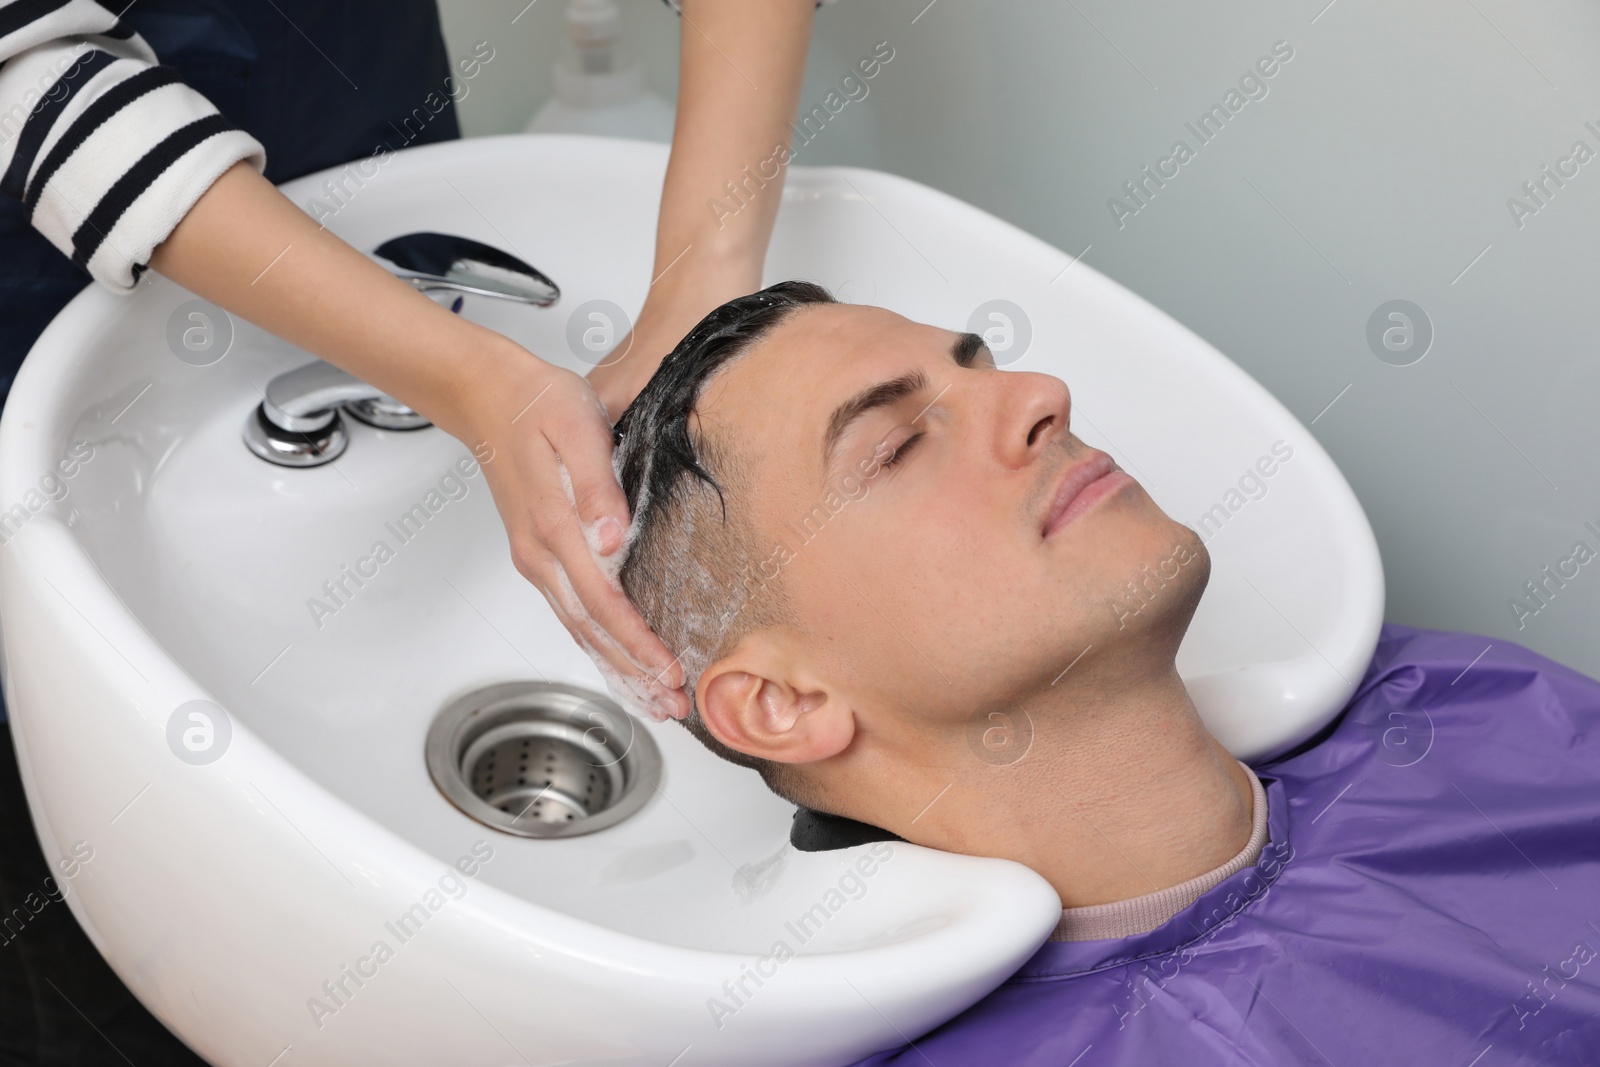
877;657;1253;908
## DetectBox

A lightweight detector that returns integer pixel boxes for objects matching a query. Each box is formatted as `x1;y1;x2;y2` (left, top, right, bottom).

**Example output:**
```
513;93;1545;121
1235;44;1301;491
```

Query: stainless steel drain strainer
426;681;662;838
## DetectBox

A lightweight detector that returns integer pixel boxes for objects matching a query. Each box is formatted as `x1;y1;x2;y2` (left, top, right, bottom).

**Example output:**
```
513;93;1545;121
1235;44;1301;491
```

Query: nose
992;372;1072;468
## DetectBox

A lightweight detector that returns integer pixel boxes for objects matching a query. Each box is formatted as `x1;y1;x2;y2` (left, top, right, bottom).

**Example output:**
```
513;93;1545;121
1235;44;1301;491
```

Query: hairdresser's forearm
588;0;815;419
655;0;815;290
147;160;525;444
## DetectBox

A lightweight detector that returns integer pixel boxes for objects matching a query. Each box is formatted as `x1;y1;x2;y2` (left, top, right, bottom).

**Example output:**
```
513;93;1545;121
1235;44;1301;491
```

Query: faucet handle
246;360;429;468
262;360;372;430
261;361;429;432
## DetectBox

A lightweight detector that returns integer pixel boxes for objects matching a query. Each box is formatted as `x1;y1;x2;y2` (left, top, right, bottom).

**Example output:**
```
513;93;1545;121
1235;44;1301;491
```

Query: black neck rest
790;807;905;852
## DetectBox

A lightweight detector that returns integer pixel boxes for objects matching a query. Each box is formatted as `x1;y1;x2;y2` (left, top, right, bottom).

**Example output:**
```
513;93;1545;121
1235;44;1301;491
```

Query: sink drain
426;681;662;838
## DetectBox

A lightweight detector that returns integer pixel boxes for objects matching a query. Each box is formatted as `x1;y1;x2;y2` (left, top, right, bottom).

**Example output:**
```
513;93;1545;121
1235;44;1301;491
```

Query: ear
696;633;855;765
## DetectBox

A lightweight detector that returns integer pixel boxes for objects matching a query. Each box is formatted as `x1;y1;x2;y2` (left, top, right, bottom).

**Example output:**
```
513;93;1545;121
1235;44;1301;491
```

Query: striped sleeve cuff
33;68;264;291
0;44;265;292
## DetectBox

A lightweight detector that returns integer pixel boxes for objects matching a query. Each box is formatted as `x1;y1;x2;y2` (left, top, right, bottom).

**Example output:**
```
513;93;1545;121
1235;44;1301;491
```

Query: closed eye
881;430;924;469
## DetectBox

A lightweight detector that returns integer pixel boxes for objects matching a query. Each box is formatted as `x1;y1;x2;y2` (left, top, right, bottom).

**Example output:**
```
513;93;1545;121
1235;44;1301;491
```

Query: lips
1042;451;1125;537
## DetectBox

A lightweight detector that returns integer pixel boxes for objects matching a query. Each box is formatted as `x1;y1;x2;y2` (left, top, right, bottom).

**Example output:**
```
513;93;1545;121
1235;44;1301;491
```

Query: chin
1093;521;1209;644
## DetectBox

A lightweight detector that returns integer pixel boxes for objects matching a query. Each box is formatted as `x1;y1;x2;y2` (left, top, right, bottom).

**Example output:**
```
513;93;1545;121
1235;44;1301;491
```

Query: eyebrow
952;331;987;367
820;332;988;468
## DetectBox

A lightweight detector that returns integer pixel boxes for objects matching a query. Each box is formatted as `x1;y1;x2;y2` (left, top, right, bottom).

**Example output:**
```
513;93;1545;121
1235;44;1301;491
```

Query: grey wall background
435;0;1600;680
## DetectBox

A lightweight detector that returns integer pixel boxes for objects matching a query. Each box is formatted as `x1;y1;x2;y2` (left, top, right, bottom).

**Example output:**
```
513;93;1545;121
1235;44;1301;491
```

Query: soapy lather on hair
555;462;685;722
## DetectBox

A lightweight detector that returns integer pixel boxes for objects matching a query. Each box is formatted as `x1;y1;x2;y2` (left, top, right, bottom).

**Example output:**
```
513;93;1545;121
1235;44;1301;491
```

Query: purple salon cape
850;623;1600;1066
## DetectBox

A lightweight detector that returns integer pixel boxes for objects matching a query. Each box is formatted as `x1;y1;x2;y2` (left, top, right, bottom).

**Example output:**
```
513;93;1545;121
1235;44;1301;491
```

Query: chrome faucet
244;232;560;468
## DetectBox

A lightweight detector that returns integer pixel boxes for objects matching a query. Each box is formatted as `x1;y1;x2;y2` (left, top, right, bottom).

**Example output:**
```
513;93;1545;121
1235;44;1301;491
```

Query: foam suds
549;459;684;722
549;560;683;723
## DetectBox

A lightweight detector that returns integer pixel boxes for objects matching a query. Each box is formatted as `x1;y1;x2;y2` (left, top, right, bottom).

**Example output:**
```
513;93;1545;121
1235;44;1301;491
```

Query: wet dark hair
613;280;838;805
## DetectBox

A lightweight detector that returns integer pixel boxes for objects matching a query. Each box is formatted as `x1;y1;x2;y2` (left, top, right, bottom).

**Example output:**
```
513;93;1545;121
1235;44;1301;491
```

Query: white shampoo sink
0;135;1381;1067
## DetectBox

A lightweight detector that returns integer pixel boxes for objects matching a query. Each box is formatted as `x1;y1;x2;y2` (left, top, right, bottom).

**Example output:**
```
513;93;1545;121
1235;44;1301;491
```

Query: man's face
693;302;1208;743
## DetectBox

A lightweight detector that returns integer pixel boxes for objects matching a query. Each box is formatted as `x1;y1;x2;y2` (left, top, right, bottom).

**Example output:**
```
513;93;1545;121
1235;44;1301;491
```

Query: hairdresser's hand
463;351;690;720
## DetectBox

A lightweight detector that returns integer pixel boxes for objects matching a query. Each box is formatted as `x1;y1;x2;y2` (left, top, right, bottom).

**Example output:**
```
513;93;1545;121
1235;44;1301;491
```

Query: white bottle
524;0;676;142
